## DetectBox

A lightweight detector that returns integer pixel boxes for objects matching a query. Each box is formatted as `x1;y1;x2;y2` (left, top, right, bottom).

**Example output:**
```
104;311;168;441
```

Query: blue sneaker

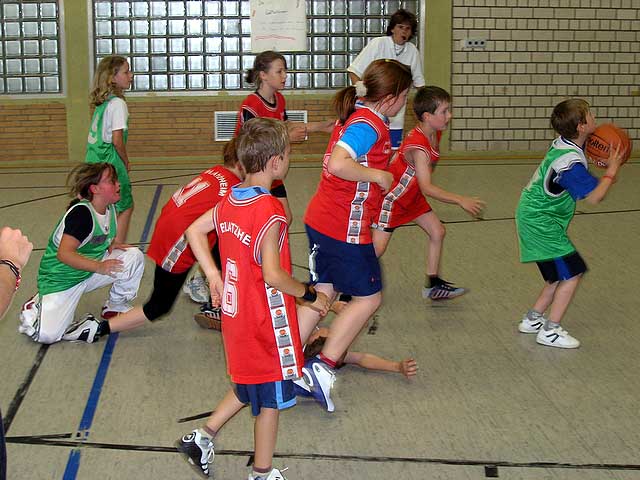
302;357;336;412
292;377;312;397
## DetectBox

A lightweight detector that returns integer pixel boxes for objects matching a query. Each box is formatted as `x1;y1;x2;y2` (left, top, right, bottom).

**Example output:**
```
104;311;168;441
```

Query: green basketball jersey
86;96;133;212
86;95;129;165
38;201;117;295
516;137;588;262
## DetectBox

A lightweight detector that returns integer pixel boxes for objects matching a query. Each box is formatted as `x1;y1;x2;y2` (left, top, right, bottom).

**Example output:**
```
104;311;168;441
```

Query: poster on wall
250;0;307;51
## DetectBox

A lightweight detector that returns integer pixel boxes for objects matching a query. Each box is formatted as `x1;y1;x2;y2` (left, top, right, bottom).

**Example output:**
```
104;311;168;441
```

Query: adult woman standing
347;9;425;149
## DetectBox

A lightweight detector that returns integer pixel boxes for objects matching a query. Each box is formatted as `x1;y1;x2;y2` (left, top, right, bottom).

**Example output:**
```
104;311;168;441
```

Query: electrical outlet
461;38;487;49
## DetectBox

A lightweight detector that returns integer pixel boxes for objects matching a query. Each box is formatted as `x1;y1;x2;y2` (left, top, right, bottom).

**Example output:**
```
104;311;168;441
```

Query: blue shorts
305;225;382;297
389;128;403;150
234;380;296;416
536;251;587;283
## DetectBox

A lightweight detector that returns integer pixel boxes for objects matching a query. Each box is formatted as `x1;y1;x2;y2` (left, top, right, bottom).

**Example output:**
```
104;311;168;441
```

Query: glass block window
92;0;420;92
0;1;62;94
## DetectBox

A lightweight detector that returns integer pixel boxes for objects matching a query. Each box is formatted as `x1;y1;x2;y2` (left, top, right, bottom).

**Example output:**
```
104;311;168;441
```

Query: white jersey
347;36;425;88
101;97;128;143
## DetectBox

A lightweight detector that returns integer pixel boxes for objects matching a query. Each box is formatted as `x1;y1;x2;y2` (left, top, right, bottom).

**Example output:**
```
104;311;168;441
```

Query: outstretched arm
410;148;485;217
343;351;418;379
286;120;335;142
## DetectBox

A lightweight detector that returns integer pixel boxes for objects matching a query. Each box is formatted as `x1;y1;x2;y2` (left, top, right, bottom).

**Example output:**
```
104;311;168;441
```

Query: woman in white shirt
347;9;425;149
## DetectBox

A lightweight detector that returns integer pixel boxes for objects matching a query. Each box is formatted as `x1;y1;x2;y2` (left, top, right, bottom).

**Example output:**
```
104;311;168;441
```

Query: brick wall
0;103;68;162
450;0;640;153
127;95;336;162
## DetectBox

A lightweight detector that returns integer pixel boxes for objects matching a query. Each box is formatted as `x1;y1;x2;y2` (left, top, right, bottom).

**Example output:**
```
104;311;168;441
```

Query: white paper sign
250;0;307;52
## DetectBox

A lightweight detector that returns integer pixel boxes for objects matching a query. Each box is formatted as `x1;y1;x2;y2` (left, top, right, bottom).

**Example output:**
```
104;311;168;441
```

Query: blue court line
62;185;163;479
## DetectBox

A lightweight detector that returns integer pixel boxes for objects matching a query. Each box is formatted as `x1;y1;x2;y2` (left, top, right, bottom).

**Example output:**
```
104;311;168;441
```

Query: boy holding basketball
176;118;329;480
516;98;623;348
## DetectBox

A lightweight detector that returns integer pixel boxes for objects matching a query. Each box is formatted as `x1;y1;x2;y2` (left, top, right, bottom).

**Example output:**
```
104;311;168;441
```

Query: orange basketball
585;123;632;168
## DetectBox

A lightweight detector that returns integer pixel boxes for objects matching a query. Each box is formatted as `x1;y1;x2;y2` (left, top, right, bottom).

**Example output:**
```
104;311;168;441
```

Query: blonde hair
236;118;289;174
89;55;129;107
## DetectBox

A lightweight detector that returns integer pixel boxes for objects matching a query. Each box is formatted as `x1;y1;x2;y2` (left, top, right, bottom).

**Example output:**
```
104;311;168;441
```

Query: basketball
585;123;632;168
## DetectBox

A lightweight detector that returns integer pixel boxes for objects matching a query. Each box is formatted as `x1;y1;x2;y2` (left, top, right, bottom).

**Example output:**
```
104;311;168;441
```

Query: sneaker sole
536;337;580;349
175;440;211;478
422;289;467;300
194;313;222;331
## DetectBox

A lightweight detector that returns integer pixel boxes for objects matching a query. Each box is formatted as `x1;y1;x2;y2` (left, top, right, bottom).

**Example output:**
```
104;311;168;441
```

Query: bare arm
343;351;418;379
57;234;122;276
0;227;33;320
411;149;485;217
276;197;293;225
584;145;623;205
260;223;329;314
286;120;335;142
112;129;129;170
307;119;335;134
185;209;223;305
327;145;393;193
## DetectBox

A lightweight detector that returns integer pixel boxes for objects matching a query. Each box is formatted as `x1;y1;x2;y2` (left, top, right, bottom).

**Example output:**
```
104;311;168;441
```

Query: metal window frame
89;0;421;94
0;0;65;96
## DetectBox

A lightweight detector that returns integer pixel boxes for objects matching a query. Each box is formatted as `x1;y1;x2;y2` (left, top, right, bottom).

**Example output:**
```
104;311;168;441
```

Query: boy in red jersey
373;86;485;300
61;140;244;342
176;118;329;480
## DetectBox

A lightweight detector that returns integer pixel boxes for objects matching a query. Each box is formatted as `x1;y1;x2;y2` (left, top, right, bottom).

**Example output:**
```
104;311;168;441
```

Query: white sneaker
101;300;133;320
62;313;100;343
182;274;210;304
518;312;545;333
249;467;288;480
536;326;580;349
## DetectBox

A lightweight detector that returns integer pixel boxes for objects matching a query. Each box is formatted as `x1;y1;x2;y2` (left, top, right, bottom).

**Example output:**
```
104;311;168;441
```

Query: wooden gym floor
1;158;639;480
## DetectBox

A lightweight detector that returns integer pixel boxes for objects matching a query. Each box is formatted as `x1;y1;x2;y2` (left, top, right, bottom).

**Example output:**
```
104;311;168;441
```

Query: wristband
301;282;317;302
0;259;21;291
602;174;615;182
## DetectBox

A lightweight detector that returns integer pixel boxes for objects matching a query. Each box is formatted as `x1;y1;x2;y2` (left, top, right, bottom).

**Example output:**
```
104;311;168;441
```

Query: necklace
393;42;406;57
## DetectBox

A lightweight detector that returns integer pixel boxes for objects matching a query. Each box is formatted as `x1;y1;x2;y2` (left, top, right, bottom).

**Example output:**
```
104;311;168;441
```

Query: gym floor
1;158;639;479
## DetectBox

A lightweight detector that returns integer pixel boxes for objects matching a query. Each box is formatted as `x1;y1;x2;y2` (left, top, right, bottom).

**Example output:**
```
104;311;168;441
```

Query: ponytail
334;59;413;124
333;86;358;124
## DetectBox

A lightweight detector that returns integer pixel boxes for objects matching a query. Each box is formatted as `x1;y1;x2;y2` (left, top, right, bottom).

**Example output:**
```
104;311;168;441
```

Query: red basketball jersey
377;127;442;229
234;92;287;191
147;166;241;273
234;91;287;135
304;106;391;244
213;189;303;384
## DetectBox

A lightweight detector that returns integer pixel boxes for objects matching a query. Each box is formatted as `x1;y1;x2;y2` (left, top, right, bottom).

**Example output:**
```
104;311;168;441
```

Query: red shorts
377;178;432;230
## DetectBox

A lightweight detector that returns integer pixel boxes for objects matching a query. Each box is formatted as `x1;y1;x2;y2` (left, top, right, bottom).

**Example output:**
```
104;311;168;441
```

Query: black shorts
536;251;587;283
